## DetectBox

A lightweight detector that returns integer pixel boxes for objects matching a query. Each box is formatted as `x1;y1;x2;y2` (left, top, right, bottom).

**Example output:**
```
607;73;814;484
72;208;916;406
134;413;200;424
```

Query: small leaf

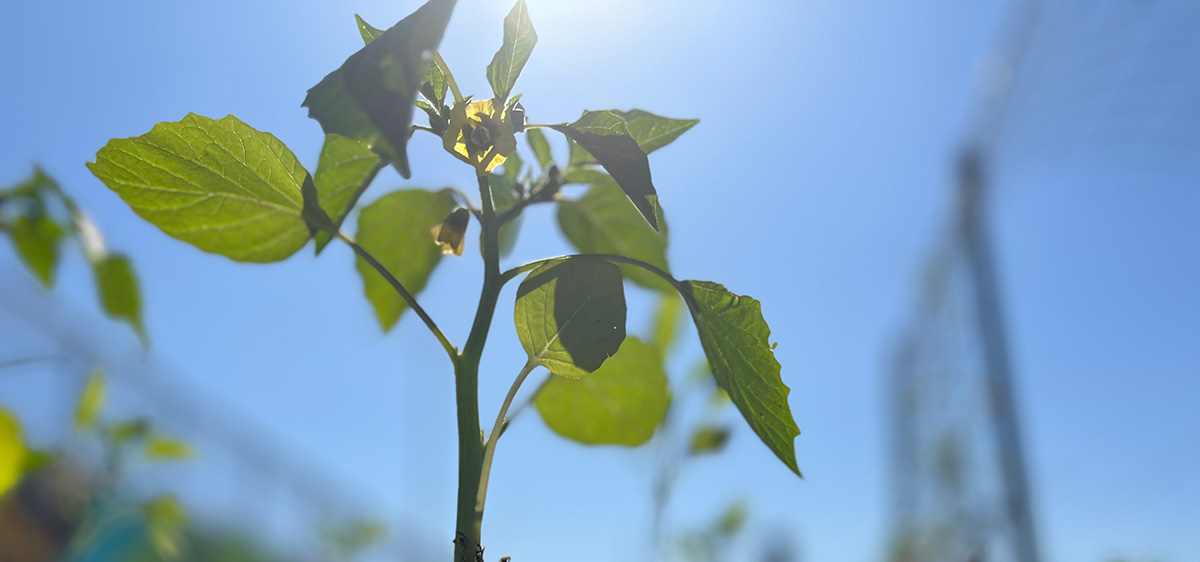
354;189;457;331
0;407;28;496
145;434;194;461
552;111;660;230
304;0;458;179
354;14;385;45
93;254;146;344
612;110;698;154
678;281;801;475
142;494;187;559
687;425;731;456
514;256;626;377
486;0;538;103
11;214;64;287
557;176;670;291
535;337;670;446
108;418;152;444
88;114;313;262
75;371;106;431
312;134;382;253
716;501;748;536
526;128;553;170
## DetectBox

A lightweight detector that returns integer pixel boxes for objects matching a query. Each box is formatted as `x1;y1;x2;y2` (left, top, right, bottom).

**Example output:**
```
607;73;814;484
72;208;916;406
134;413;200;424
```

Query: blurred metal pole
957;149;1040;562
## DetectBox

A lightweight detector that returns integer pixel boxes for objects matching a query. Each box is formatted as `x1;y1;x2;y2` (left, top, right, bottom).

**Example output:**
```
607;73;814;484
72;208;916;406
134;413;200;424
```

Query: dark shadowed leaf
11;214;64;287
354;189;456;331
313;135;382;253
514;256;626;377
88;114;312;262
93;253;146;344
557;176;670;291
535;337;670;446
612;110;698;154
552;111;659;230
304;0;457;179
487;0;537;103
678;280;800;475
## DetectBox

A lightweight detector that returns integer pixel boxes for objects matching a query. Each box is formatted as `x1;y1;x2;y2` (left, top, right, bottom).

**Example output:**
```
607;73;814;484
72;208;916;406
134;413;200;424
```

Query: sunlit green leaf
678;280;800;475
354;14;385;44
552;111;660;230
304;0;457;179
312;134;382;253
688;425;731;456
108;418;151;444
145;434;194;461
717;501;748;536
486;0;537;103
525;128;553;170
612;110;698;154
514;256;626;377
11;214;64;287
88;114;312;262
0;407;28;496
75;371;106;431
535;337;669;446
143;494;187;559
93;254;146;344
557;177;670;291
355;189;456;331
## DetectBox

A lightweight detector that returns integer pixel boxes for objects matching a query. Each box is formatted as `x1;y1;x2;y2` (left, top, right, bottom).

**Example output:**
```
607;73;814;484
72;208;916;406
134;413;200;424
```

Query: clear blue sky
2;1;1198;561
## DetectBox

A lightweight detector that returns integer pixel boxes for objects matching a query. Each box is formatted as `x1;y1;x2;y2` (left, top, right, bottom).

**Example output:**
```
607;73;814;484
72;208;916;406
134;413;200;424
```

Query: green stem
453;173;502;561
434;51;464;104
474;359;536;539
335;231;457;362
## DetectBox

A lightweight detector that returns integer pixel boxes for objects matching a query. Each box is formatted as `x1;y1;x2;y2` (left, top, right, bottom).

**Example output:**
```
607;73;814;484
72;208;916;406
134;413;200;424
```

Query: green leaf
145;434;194;461
514;256;626;377
107;418;152;445
354;14;385;44
312;135;382;253
612;110;698;154
88;114;313;262
93;254;146;344
486;152;523;258
678;281;800;475
566;137;596;167
716;501;748;536
561;167;608;185
142;494;187;559
11;214;64;287
354;189;456;331
535;337;670;446
304;0;457;179
552;111;660;230
557;177;670;291
75;371;106;431
486;0;537;103
525;128;553;170
0;407;28;496
688;425;731;456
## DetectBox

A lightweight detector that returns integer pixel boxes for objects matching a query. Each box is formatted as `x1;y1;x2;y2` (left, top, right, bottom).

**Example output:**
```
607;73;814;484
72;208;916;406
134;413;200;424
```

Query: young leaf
142;495;188;559
525;128;553;170
75;371;106;431
145;434;194;461
354;14;385;44
304;0;457;179
487;0;537;104
688;425;731;456
678;281;801;475
557;176;670;292
93;254;146;344
535;337;670;446
0;407;28;496
312;134;382;253
11;214;64;287
354;189;456;331
89;114;313;262
514;256;626;377
552;111;660;230
612;110;699;154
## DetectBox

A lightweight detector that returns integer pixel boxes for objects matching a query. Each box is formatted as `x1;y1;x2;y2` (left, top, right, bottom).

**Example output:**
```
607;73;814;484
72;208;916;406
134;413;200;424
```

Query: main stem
454;173;500;561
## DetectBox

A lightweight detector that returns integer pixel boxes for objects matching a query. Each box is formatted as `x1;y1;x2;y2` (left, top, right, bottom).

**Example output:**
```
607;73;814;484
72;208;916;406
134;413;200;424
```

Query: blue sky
2;1;1198;561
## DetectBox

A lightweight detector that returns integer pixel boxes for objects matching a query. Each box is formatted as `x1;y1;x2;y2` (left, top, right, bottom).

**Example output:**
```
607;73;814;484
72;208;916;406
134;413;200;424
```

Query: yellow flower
442;99;517;176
